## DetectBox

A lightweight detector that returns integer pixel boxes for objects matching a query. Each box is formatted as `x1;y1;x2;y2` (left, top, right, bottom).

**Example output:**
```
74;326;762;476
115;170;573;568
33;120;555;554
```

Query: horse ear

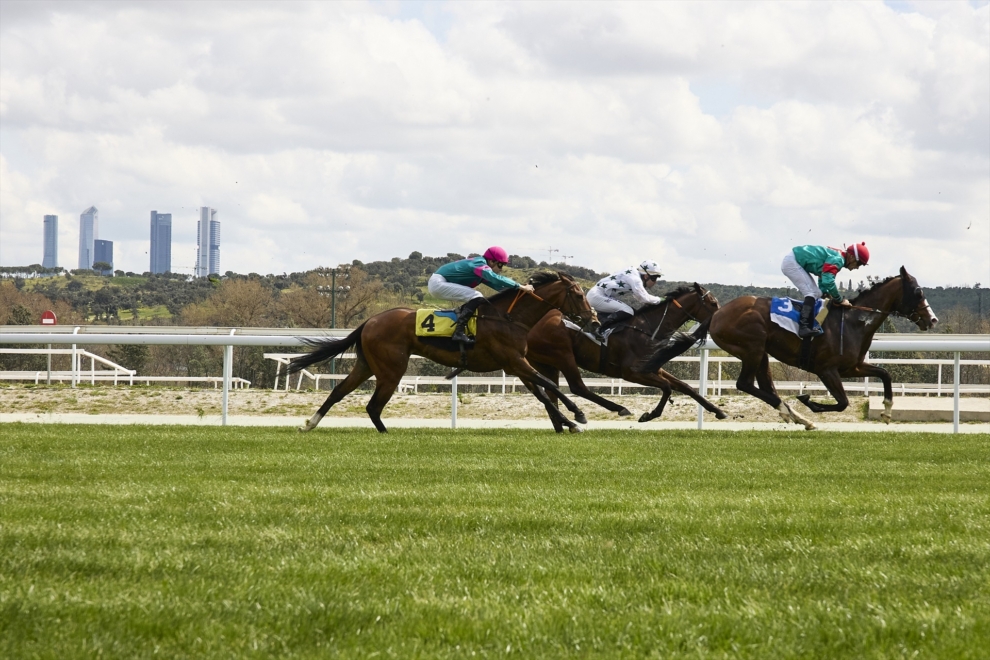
900;265;908;277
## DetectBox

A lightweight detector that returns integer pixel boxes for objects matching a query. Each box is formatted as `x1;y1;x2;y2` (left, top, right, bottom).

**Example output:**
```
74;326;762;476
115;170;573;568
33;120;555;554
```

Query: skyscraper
195;207;220;277
94;240;113;274
150;210;172;274
78;206;98;270
43;215;58;268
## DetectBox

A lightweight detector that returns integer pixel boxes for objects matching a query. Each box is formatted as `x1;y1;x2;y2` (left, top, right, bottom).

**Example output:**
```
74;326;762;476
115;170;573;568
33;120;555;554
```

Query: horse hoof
618;408;633;417
568;425;584;434
575;412;588;425
881;415;892;424
715;411;728;420
638;413;652;423
804;423;817;431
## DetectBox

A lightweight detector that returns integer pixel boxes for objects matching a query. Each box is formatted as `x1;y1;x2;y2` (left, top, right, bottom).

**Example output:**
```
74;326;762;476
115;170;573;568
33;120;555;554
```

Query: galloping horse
707;266;938;429
287;272;595;434
527;284;728;422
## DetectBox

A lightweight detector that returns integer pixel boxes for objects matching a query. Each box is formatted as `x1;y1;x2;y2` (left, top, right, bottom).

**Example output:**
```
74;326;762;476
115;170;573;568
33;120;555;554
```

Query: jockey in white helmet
586;260;664;336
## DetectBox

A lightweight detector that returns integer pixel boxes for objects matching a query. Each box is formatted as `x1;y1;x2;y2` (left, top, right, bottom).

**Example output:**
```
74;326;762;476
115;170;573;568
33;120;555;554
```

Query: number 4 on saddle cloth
769;297;829;336
415;309;479;339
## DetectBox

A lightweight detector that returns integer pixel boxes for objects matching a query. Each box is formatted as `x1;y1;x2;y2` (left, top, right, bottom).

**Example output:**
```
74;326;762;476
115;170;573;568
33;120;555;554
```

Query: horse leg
751;357;816;430
796;368;849;413
365;377;401;433
849;363;895;424
508;359;581;433
637;376;673;423
735;354;783;411
537;361;629;420
531;371;589;427
299;357;374;432
656;368;728;420
532;362;562;409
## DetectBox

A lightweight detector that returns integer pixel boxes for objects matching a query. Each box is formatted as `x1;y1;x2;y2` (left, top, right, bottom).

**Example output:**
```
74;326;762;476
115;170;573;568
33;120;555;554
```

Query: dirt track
0;384;868;423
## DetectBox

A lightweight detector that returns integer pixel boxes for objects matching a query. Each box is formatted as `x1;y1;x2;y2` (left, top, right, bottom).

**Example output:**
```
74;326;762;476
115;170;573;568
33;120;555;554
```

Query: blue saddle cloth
769;298;824;335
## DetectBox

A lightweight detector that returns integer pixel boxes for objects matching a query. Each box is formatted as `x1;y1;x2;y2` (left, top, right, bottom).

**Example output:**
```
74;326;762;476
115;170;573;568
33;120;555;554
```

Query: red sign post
41;310;57;325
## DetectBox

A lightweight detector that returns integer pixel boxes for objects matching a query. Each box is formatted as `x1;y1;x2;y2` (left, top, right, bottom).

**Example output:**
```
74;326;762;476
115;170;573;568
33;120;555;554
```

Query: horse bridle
636;288;714;340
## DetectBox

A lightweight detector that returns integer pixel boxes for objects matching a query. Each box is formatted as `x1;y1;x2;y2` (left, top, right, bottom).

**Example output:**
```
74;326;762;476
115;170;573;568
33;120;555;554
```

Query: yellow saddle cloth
415;309;478;338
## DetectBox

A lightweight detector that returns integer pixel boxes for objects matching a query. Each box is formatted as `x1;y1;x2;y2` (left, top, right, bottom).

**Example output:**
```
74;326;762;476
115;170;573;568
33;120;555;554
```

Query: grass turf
1;426;987;659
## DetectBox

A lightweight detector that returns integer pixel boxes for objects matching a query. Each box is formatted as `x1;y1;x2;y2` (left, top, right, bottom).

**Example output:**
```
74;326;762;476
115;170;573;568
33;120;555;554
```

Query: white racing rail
1;327;988;432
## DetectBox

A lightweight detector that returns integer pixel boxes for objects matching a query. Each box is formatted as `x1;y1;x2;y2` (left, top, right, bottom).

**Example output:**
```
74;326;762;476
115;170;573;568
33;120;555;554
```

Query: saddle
769;298;830;370
415;309;478;339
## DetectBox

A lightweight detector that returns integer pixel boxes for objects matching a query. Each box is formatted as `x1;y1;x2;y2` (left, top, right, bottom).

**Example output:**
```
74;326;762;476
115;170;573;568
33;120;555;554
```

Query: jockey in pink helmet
782;242;869;338
427;246;533;344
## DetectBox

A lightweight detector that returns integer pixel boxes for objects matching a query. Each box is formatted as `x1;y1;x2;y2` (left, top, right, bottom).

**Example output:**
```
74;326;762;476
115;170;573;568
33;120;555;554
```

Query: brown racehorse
706;266;938;429
527;284;728;422
287;272;595;434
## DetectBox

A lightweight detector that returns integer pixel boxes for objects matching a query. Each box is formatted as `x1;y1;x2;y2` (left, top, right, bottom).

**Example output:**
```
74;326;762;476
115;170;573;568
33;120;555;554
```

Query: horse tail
638;318;711;373
287;324;365;375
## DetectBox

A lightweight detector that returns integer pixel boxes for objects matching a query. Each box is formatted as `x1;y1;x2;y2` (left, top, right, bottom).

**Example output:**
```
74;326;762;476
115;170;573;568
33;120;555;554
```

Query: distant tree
181;279;278;327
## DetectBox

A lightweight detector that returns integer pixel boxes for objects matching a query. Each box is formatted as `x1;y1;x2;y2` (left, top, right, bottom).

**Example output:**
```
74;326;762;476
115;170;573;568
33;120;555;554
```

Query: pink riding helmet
483;246;509;264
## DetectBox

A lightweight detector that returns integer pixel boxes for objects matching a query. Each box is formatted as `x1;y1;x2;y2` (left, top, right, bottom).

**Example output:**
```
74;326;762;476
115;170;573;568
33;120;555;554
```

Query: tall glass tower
78;206;98;270
43;215;58;268
195;207;220;277
150;210;172;274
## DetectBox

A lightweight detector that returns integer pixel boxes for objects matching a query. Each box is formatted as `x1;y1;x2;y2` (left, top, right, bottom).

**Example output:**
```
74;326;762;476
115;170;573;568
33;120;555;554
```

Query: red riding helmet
847;242;869;265
483;246;509;264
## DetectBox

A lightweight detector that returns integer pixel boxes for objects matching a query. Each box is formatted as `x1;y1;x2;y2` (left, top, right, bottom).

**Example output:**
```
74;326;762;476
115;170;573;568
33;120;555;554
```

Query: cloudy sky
1;0;987;288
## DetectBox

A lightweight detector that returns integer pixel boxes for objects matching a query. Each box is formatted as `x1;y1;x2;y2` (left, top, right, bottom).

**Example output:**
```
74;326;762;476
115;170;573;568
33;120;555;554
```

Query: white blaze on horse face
922;300;938;327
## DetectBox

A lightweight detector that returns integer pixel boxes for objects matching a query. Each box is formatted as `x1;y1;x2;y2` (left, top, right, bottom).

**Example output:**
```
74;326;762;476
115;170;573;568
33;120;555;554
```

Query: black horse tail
638;318;711;373
287;324;365;375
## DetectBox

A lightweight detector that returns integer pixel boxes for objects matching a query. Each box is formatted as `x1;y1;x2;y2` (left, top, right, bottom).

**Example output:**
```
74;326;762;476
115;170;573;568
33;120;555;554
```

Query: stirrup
451;329;475;345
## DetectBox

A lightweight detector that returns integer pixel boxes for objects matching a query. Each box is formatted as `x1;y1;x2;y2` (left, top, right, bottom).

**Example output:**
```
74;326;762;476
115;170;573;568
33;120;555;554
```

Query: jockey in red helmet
427;246;533;344
782;242;869;338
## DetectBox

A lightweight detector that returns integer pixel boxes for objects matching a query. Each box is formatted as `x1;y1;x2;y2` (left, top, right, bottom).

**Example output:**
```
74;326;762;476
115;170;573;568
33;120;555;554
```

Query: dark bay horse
287;272;595;434
527;284;728;423
707;266;938;429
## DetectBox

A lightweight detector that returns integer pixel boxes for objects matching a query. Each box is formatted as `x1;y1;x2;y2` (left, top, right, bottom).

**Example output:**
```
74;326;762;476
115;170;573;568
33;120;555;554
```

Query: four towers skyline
38;206;219;276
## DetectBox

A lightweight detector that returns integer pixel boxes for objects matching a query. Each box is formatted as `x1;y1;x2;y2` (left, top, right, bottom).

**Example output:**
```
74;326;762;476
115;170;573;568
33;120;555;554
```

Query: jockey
427;246;534;345
586;260;664;337
781;243;869;338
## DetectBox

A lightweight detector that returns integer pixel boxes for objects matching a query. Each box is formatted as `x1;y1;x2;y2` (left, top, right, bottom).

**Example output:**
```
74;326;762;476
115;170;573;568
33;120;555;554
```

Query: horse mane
850;275;900;304
527;271;562;287
660;285;694;299
487;271;559;303
633;285;694;316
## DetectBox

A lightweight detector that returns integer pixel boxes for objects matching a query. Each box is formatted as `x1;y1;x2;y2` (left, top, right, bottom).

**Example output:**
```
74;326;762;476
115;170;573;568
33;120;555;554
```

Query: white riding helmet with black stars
638;260;662;278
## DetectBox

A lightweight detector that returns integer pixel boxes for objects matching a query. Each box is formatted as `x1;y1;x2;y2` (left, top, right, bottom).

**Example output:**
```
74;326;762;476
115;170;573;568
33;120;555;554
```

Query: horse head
851;267;938;331
897;266;939;330
689;283;720;322
527;271;595;327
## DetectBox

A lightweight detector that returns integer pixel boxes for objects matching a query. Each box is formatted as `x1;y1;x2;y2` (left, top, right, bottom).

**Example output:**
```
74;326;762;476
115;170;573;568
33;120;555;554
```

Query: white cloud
0;0;987;289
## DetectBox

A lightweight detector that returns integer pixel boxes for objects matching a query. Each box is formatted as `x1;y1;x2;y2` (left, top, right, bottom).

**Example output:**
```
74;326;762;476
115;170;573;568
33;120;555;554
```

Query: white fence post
451;374;458;429
697;348;709;430
953;351;960;434
71;326;80;388
222;329;235;426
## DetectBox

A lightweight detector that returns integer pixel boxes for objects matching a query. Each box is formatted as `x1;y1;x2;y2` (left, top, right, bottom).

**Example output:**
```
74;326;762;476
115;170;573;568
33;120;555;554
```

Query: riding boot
451;297;485;344
797;296;819;338
596;310;633;338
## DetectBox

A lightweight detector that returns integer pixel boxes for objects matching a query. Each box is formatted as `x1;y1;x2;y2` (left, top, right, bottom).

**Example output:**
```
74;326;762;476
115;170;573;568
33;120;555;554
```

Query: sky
1;0;988;289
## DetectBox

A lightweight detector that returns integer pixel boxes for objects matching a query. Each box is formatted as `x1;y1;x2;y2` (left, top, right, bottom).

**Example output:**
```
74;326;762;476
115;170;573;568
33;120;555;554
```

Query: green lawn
1;426;987;659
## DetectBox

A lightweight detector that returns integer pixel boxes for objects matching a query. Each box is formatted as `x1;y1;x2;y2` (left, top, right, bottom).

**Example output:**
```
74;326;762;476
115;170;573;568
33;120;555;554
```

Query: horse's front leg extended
796;368;849;413
658;369;728;419
849;362;894;423
530;368;588;426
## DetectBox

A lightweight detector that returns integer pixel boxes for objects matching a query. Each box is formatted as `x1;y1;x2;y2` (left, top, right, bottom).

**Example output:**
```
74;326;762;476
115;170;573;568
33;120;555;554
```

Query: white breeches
781;253;822;299
427;273;484;304
586;286;634;316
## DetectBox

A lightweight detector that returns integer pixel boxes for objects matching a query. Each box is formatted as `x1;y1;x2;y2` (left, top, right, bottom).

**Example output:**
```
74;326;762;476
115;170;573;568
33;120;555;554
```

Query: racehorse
527;284;728;422
706;266;938;429
287;272;595;434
